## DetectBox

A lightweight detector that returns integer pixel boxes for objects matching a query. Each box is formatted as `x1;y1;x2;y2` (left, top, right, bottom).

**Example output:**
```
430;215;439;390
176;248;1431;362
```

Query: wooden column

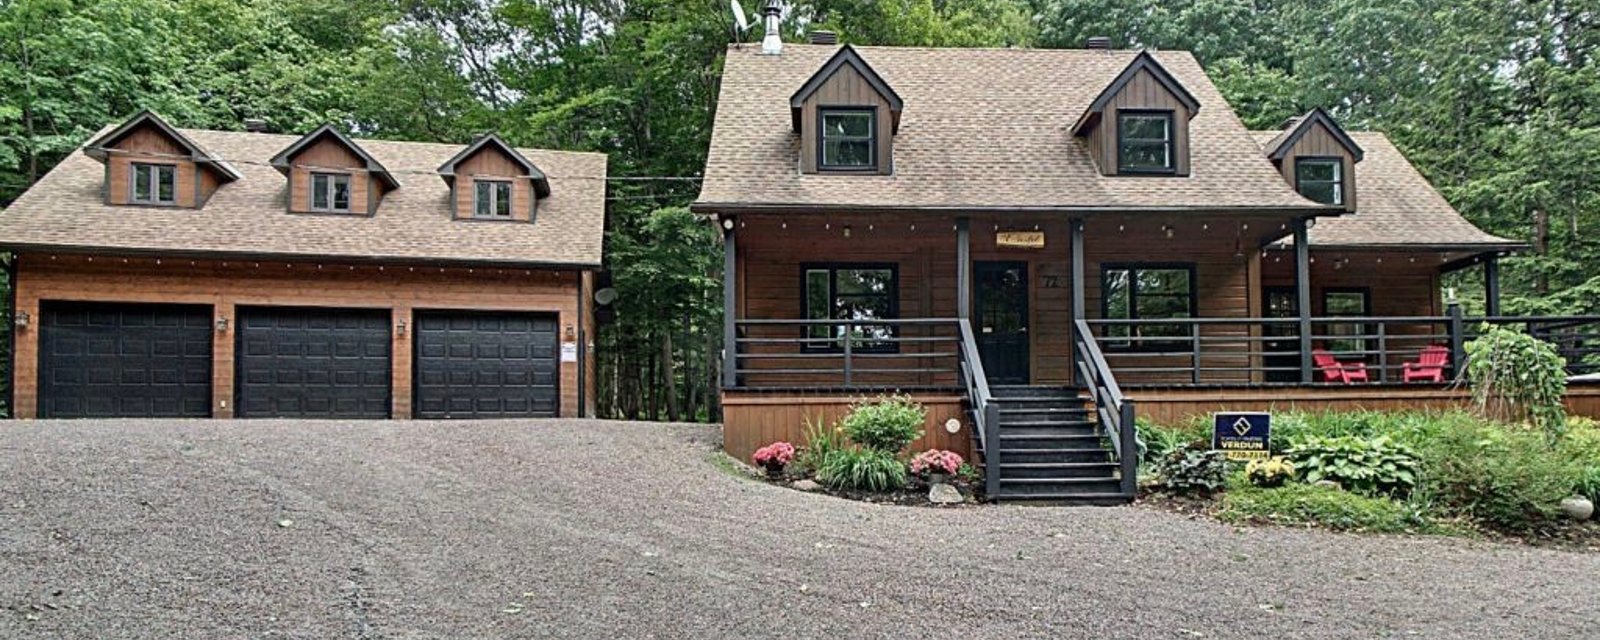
1484;256;1502;317
212;302;235;418
1070;219;1086;386
956;218;971;319
391;304;413;419
1294;218;1313;383
722;222;738;389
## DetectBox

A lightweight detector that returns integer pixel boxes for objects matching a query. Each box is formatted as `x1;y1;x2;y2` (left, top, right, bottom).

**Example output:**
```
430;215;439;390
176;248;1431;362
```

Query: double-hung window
1295;158;1343;205
130;163;177;205
802;264;897;352
1102;264;1195;349
474;180;513;219
818;108;876;170
1116;111;1175;174
1321;288;1371;355
311;172;352;212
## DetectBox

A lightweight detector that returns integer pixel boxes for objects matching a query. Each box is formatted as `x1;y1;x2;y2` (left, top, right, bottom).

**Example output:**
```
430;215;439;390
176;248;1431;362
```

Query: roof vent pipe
243;118;269;133
1085;36;1112;50
808;30;838;45
760;0;783;55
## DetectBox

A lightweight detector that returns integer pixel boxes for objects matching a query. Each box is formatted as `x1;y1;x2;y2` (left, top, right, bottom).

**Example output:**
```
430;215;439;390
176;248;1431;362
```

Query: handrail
956;318;1001;499
1074;318;1136;498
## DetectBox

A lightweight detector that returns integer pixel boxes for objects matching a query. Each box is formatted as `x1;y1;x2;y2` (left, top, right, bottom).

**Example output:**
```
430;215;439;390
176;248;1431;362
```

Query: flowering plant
753;442;796;470
910;449;964;478
1245;456;1296;488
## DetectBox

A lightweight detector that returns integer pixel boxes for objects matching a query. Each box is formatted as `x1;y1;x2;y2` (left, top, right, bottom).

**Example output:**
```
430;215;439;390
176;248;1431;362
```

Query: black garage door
414;311;559;419
38;302;213;418
236;307;392;418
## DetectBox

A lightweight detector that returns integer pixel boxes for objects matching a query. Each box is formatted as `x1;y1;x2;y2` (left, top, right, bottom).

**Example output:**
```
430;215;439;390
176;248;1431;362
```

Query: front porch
718;212;1594;501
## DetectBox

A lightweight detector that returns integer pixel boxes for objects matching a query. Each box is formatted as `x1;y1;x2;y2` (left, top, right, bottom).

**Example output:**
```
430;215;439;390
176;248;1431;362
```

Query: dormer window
819;108;877;170
474;180;513;218
1117;111;1174;174
131;163;177;205
1295;158;1343;205
311;172;352;212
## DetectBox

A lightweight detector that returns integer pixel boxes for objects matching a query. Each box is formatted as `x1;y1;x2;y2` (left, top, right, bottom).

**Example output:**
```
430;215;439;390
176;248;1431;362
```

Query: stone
791;479;822;492
928;482;964;504
1313;480;1341;491
1559;496;1594;521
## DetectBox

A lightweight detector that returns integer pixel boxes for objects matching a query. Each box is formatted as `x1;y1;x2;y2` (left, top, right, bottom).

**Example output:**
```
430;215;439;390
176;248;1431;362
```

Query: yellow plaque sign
996;231;1045;249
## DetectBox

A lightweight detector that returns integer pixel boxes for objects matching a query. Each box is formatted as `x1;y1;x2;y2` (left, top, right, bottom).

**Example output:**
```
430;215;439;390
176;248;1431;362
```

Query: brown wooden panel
454;145;533;222
12;254;589;420
287;137;370;214
722;391;971;463
106;124;199;208
1277;120;1357;212
1093;68;1192;176
799;64;894;175
1130;383;1600;425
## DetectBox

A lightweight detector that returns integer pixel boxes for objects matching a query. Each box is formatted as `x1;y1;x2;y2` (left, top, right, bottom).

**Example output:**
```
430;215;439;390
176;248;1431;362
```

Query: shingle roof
696;44;1324;213
1251;130;1521;249
0;127;607;267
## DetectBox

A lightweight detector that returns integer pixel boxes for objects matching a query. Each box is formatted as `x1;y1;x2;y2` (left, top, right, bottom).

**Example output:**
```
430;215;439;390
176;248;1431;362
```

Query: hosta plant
1156;443;1228;495
1284;435;1420;497
1245;457;1296;488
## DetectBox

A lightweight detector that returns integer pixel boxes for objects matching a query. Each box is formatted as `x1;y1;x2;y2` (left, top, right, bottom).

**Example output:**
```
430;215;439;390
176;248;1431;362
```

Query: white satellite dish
730;0;750;33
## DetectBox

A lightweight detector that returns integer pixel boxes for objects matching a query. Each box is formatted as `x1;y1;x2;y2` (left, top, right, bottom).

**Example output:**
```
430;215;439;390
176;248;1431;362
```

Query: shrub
840;396;926;454
1155;443;1228;495
909;449;963;478
1244;457;1295;488
1463;324;1568;441
1283;435;1420;497
793;414;846;474
815;448;909;492
1422;419;1580;531
752;442;795;469
1136;418;1197;465
1218;481;1434;533
1576;466;1600;510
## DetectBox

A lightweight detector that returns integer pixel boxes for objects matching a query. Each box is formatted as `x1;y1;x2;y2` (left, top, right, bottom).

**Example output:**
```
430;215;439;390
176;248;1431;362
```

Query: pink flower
910;449;963;476
753;441;796;467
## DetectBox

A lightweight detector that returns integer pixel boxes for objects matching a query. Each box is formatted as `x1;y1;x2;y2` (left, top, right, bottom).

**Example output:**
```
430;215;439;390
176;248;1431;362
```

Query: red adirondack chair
1313;348;1370;383
1403;345;1451;383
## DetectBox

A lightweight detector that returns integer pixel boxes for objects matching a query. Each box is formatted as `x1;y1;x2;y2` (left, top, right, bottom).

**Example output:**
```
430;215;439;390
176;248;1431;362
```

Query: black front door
1262;287;1300;382
974;261;1029;384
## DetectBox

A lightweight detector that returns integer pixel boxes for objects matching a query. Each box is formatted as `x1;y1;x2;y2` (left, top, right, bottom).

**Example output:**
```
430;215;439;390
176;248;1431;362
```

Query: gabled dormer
1262;108;1364;212
790;45;903;175
1071;51;1201;177
83;110;241;208
270;124;399;216
436;134;549;222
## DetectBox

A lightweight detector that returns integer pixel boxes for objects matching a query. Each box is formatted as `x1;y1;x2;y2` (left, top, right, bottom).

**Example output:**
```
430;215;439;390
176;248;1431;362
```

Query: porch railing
731;318;963;389
1468;316;1600;377
957;319;1001;497
1074;318;1137;497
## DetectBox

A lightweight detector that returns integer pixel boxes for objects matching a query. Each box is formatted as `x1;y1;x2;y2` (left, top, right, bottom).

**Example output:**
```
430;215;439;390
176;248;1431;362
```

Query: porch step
997;477;1125;497
978;447;1113;465
995;461;1120;479
970;385;1127;504
997;433;1104;449
990;385;1082;401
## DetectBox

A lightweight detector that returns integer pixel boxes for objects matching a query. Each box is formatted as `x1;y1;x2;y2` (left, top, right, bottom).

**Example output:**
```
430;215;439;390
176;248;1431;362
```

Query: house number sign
996;231;1045;249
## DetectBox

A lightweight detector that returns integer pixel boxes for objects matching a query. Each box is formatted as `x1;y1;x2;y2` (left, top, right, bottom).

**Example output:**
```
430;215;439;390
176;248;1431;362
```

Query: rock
1313;480;1341;490
928;482;964;504
791;479;822;492
276;519;294;528
1559;496;1594;521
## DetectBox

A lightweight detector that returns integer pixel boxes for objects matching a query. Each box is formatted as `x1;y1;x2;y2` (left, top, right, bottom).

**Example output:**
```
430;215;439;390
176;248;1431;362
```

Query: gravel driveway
1;419;1596;639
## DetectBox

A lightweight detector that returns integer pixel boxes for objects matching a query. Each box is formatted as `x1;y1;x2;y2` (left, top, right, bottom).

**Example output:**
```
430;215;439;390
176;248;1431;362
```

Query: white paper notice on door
561;342;579;362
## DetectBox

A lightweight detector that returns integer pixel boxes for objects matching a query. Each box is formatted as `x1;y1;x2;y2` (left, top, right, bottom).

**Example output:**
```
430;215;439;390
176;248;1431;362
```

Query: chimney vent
760;0;783;55
808;30;838;45
243;118;269;133
1085;36;1112;50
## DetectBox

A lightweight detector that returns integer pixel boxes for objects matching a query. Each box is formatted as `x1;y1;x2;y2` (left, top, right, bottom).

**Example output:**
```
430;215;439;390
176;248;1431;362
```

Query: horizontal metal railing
731;318;963;389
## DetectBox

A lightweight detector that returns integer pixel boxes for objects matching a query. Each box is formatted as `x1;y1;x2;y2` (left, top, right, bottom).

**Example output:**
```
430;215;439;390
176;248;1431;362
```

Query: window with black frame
1102;264;1195;349
1117;111;1175;173
1321;289;1371;355
802;264;897;352
1295;157;1343;205
818;108;876;170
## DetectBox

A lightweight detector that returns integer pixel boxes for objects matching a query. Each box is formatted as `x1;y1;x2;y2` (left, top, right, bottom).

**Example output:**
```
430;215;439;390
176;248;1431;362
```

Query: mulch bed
745;464;983;507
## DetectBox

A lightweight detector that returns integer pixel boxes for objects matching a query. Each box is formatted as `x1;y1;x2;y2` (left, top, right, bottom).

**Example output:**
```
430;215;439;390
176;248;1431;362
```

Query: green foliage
1574;466;1600;510
815;447;909;492
1421;419;1581;531
840;396;926;454
1283;435;1421;497
1135;417;1201;466
1155;443;1227;495
793;413;847;474
1463;324;1568;440
1244;457;1295;488
1219;478;1437;534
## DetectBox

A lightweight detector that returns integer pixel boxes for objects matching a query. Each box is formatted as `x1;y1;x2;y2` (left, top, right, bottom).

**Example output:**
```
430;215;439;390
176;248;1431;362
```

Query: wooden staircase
973;385;1130;504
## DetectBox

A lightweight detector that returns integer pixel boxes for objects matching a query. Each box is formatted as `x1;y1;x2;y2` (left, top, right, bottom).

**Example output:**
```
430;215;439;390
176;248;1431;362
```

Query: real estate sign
1212;412;1271;460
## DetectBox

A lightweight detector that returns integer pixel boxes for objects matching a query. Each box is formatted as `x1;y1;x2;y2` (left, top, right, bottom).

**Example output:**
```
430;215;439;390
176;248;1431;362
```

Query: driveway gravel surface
1;419;1597;639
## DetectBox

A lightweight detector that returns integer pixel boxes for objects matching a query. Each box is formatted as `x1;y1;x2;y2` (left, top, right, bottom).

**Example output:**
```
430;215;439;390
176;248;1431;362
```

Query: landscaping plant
1244;457;1296;488
1219;477;1436;534
1422;419;1581;531
1136;417;1197;465
1463;324;1569;442
815;448;909;492
909;449;963;479
1283;435;1421;497
752;442;795;476
1155;442;1228;495
840;395;926;454
794;414;847;474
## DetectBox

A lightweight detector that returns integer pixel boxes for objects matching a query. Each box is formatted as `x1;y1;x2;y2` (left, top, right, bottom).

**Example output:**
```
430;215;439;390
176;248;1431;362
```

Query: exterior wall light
215;316;229;333
14;310;30;329
396;319;408;336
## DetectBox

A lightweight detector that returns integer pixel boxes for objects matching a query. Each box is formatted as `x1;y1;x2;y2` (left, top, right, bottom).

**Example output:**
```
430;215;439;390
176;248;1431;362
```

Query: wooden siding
453;145;533;221
722;391;971;463
1130;383;1600;425
1260;250;1439;318
12;254;589;419
798;64;895;175
1276;120;1357;212
1087;69;1192;176
286;136;372;215
106;124;199;208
